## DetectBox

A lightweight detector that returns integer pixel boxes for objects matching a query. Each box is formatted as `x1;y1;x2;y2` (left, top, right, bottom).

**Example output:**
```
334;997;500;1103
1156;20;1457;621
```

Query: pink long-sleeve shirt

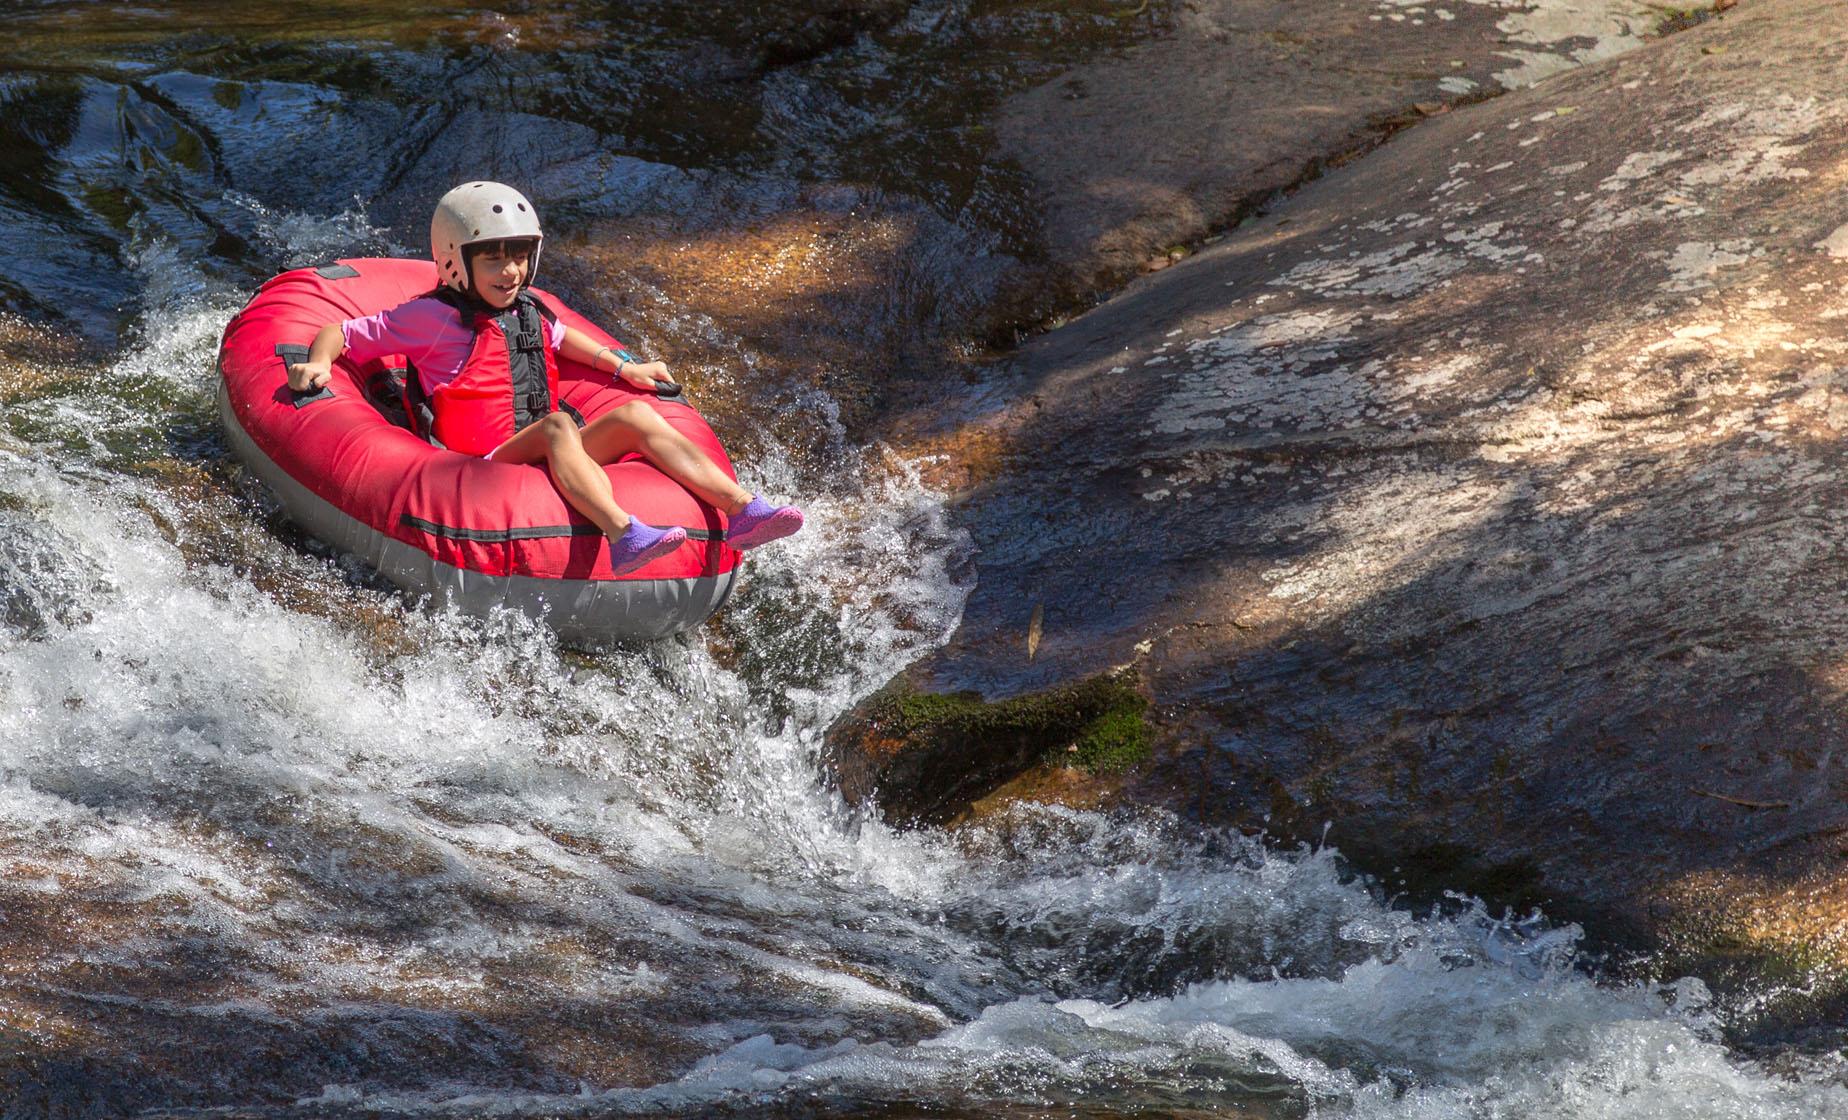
341;297;567;396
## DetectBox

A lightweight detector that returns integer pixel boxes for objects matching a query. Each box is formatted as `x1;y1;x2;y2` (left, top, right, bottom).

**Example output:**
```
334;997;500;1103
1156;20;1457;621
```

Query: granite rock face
840;0;1848;958
997;0;1667;291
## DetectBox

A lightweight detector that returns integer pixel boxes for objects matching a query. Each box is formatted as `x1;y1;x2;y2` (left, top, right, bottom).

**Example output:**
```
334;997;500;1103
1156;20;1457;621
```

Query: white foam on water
1;209;991;1041
0;401;981;1044
293;848;1848;1118
226;191;409;269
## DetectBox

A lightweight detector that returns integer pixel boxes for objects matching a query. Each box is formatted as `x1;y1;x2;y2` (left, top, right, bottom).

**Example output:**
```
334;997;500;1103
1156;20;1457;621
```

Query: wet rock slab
847;0;1848;962
997;0;1669;292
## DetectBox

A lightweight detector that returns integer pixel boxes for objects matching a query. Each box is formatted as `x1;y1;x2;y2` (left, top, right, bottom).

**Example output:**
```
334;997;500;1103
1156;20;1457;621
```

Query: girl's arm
559;325;674;390
286;323;346;391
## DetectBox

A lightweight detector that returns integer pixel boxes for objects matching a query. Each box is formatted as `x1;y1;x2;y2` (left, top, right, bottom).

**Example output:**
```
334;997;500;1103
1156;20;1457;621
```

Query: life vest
407;287;563;458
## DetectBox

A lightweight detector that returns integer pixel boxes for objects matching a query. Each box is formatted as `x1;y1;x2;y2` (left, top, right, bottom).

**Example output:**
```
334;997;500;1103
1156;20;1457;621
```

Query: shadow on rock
832;0;1848;1026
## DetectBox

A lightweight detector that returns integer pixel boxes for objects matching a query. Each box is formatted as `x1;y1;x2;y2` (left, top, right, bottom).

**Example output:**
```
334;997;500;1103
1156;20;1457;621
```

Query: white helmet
430;181;544;294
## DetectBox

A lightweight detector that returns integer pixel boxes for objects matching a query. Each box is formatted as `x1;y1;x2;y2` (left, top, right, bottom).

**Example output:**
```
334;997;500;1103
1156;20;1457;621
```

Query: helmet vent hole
492;204;504;213
516;203;526;211
472;228;480;235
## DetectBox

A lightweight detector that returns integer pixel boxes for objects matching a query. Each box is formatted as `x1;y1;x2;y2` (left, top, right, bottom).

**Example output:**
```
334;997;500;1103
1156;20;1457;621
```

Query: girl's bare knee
540;411;582;447
608;401;655;426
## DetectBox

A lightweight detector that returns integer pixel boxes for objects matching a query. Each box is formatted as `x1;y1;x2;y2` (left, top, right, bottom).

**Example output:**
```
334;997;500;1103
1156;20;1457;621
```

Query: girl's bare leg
580;403;751;515
491;413;633;537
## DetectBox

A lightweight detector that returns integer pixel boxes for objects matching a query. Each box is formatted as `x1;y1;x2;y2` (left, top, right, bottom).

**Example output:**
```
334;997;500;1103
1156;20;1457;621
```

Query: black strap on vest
401;360;443;448
361;361;412;430
500;295;554;432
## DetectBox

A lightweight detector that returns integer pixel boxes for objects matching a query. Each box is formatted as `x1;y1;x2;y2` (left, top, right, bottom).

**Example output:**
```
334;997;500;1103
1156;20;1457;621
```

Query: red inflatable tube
217;257;740;642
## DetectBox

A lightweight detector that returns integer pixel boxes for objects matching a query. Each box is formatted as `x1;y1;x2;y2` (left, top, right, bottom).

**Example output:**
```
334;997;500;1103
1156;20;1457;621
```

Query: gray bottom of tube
218;382;736;644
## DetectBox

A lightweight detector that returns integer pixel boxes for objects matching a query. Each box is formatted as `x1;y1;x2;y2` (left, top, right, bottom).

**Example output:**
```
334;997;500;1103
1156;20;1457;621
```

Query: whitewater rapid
1;208;1846;1119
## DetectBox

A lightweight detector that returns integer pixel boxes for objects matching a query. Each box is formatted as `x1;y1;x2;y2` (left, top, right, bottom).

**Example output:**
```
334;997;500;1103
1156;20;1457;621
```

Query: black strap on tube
277;343;334;408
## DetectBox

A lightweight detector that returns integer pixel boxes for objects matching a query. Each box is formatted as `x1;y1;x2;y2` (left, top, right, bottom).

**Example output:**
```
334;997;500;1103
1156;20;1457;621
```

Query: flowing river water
3;3;1848;1116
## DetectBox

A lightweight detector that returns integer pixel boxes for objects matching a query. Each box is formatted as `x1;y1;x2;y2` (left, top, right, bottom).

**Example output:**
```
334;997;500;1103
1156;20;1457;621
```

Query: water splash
2;144;1848;1120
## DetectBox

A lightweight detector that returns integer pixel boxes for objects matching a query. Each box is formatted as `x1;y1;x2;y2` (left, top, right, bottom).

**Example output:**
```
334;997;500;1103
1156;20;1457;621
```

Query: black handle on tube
276;343;335;408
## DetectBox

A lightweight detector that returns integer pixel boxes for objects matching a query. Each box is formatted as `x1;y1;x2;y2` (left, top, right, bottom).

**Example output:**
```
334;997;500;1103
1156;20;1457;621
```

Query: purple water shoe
726;495;805;550
610;519;688;576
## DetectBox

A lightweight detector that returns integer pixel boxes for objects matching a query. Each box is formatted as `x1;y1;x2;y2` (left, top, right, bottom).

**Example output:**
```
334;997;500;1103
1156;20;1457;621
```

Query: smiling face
466;239;535;308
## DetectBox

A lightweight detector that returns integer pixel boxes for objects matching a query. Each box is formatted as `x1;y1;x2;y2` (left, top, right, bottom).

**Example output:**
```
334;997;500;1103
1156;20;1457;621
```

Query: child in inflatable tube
284;181;804;576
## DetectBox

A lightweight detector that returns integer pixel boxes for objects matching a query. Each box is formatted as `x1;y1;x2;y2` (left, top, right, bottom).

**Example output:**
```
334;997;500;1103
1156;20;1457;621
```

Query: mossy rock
827;669;1152;825
876;670;1151;773
1068;703;1151;774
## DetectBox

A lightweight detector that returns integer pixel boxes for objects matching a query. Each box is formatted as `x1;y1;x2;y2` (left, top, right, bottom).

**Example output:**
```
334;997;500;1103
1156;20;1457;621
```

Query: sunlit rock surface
997;0;1666;292
850;0;1848;960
